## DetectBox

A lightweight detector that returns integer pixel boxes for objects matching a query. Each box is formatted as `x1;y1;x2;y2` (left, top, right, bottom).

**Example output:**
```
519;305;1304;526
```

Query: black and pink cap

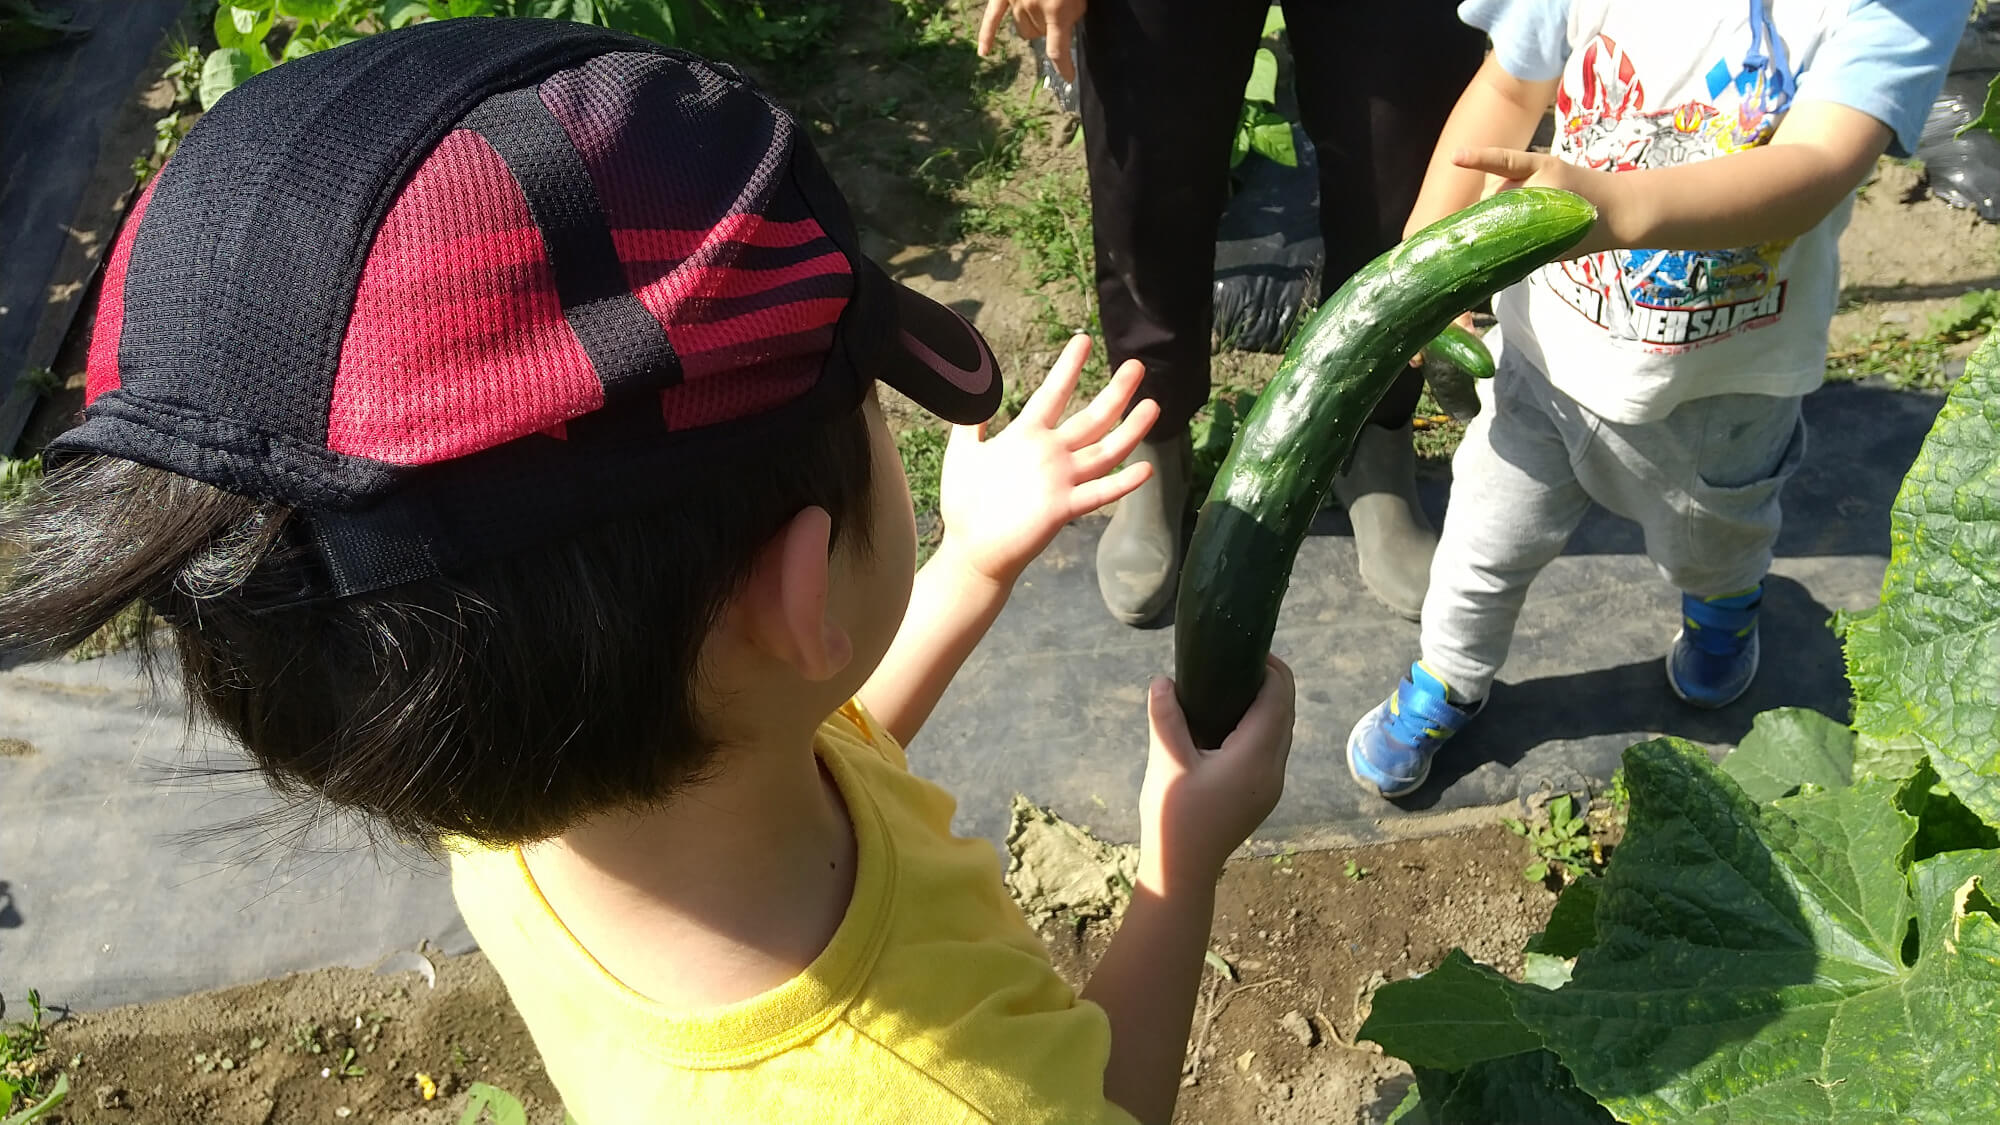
55;18;1000;602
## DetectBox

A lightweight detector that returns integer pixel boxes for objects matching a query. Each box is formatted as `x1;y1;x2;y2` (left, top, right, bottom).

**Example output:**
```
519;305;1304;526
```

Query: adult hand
977;0;1088;82
937;334;1157;588
1138;657;1296;895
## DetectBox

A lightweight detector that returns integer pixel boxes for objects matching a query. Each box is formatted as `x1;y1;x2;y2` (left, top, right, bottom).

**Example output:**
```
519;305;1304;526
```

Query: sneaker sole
1345;710;1429;799
1665;629;1760;710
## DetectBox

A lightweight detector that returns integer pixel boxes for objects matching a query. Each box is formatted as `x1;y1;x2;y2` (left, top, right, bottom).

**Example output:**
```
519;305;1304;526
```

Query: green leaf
1843;331;2000;827
199;47;254;110
1523;860;1548;882
0;1074;68;1125
1522;951;1575;990
595;0;680;42
1409;1053;1616;1125
275;0;338;19
1853;729;1928;782
1260;4;1286;38
386;0;431;26
1502;739;2000;1123
1244;46;1278;105
227;4;263;36
1722;707;1857;801
1956;73;2000;143
1526;875;1600;959
458;1081;528;1125
1247;120;1297;167
1359;950;1543;1070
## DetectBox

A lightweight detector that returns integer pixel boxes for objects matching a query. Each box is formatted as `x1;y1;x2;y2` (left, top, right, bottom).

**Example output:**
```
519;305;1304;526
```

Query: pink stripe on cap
900;308;993;395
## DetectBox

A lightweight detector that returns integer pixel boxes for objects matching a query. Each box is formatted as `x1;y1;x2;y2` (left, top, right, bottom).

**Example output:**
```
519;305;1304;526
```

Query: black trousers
1077;0;1488;436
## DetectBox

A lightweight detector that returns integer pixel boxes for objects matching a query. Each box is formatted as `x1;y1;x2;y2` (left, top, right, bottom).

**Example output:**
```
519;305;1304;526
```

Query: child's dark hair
0;408;873;847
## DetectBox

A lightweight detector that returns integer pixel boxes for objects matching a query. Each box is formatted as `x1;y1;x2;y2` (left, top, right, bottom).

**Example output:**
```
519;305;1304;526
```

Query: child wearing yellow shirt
0;18;1294;1124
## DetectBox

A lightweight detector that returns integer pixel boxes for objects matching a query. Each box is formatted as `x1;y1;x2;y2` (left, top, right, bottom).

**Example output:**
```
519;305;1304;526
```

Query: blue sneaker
1347;662;1480;798
1667;585;1762;709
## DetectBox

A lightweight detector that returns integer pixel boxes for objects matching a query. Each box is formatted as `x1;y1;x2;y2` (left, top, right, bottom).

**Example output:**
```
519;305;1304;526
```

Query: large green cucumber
1420;320;1494;422
1173;187;1595;748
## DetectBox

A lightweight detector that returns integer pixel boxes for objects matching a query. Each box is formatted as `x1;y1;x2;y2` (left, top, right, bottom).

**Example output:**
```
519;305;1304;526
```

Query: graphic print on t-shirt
1537;19;1797;352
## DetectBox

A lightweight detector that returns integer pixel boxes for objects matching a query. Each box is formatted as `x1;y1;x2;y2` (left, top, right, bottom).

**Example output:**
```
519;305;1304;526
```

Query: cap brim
859;257;1002;425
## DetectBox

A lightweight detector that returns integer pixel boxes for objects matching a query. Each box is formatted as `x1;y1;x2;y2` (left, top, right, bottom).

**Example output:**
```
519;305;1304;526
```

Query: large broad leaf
1721;707;1854;801
1513;739;2000;1123
1842;332;2000;825
1408;1053;1617;1125
1359;950;1541;1070
1525;874;1599;958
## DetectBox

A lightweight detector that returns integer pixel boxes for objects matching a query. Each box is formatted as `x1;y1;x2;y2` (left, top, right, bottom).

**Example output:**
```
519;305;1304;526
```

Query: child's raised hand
1138;657;1296;895
937;334;1159;587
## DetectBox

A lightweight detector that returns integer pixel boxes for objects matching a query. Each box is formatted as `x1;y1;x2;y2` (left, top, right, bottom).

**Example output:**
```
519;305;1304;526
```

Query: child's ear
736;506;854;682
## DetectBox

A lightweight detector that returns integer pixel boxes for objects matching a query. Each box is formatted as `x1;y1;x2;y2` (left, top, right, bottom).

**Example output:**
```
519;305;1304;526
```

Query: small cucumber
1421;321;1494;422
1174;188;1595;747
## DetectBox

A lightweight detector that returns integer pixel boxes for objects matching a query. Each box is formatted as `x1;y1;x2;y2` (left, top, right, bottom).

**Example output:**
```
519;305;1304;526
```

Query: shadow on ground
916;379;1941;846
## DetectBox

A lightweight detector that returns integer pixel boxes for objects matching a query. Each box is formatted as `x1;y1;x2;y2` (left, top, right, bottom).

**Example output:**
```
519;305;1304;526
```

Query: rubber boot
1094;434;1192;626
1332;422;1436;622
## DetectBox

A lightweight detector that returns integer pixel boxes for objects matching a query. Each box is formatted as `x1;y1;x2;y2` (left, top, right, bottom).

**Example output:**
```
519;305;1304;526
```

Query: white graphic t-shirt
1460;0;1967;422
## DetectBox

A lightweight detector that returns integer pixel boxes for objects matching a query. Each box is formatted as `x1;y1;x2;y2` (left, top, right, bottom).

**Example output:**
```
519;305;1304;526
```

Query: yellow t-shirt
451;703;1140;1125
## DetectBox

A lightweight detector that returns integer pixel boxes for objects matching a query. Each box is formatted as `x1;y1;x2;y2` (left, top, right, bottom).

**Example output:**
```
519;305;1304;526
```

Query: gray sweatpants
1419;347;1806;701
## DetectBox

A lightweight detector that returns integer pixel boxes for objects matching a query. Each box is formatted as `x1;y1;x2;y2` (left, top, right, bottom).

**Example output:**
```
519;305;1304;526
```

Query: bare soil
41;950;561;1125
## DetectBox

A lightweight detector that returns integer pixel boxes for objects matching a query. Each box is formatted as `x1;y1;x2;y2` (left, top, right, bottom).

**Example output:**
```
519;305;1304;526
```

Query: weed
0;990;62;1120
65;603;159;662
1503;793;1594;884
0;456;41;508
1343;858;1370;881
290;1022;327;1056
459;1080;528;1125
135;33;204;182
1825;289;2000;390
15;367;61;397
895;423;949;561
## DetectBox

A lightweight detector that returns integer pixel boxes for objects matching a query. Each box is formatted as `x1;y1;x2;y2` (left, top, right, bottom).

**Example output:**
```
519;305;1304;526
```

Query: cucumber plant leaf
1359;950;1541;1071
1842;332;2000;826
1514;740;2000;1124
1407;1052;1616;1125
1523;874;1598;959
1720;706;1854;801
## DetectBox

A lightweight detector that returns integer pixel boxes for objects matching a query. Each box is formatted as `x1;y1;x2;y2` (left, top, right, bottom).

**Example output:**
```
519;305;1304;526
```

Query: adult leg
1285;0;1488;618
1080;0;1267;624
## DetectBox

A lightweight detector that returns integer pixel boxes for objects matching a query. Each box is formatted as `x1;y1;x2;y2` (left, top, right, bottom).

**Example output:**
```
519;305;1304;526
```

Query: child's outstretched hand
1138;657;1296;894
938;334;1159;587
1452;146;1619;257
